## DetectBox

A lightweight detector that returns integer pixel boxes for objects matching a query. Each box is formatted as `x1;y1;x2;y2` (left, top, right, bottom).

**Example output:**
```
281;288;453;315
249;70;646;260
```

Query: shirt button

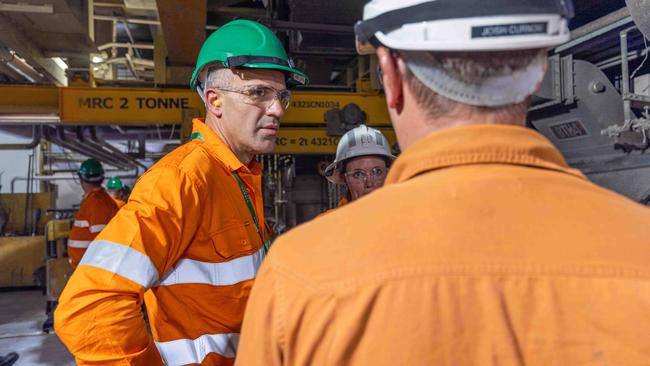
244;220;250;226
240;239;248;246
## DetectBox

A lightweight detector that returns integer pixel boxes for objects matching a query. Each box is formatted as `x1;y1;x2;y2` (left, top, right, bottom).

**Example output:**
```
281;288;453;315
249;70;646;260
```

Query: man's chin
252;140;276;155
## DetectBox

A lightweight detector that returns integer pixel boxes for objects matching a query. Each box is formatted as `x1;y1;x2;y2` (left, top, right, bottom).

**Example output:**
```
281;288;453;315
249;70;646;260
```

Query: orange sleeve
68;198;94;269
235;255;284;366
55;166;203;365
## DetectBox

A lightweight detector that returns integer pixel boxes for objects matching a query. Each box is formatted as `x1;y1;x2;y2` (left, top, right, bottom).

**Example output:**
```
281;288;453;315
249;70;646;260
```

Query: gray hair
403;48;547;119
204;66;233;89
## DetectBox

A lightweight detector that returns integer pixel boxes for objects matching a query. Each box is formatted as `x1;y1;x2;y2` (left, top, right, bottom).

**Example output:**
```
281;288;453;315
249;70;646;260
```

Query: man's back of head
236;2;650;365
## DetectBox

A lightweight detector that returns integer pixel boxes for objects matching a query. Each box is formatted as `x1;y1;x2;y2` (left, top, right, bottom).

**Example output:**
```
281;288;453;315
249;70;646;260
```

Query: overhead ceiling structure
0;0;646;161
155;0;205;85
0;0;96;85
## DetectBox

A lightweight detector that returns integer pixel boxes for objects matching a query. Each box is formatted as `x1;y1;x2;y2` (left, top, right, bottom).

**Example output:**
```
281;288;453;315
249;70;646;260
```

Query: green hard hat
78;159;104;182
106;177;123;189
190;19;308;90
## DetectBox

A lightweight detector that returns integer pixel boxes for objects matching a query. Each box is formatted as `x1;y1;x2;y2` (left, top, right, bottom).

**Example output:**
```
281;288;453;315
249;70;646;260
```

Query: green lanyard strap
233;172;270;254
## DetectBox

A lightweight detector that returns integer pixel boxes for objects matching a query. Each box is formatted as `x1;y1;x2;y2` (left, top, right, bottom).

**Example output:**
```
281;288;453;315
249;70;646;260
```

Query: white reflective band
68;239;91;248
79;240;159;288
89;224;107;233
157;246;264;287
155;333;239;365
73;220;90;228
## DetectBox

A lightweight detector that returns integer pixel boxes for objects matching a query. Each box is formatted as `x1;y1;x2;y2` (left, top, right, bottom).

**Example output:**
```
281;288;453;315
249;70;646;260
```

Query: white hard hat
354;0;574;55
325;125;396;185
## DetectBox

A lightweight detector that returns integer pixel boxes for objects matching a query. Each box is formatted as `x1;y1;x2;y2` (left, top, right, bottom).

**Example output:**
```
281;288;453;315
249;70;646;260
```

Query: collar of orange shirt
191;118;262;175
385;124;585;185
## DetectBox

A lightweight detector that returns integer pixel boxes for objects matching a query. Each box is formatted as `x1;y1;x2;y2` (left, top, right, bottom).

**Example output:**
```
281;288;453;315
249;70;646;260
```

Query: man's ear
377;47;404;113
205;88;223;117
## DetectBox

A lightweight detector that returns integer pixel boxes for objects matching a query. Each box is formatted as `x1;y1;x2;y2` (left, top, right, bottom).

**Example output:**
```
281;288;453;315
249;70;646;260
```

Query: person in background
324;125;395;207
237;0;650;364
68;159;119;269
42;159;118;332
55;19;308;365
105;177;126;208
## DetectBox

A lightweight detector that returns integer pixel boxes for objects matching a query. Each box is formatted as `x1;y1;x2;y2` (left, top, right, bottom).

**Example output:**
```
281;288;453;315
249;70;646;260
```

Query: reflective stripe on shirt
79;240;159;288
89;224;107;233
156;246;265;287
155;333;239;365
73;220;90;228
68;239;91;248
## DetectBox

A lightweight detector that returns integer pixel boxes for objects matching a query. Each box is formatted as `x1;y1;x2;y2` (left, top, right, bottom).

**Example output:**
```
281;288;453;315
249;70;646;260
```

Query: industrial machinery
42;219;72;332
529;0;650;202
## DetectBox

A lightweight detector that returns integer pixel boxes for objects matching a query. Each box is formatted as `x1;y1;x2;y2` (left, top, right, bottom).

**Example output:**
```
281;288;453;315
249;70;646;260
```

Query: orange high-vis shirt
68;188;119;269
237;124;650;366
112;196;126;208
55;119;268;365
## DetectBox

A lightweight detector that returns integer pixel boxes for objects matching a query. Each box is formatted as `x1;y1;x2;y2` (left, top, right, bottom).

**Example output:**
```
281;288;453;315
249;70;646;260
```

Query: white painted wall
0;131;38;194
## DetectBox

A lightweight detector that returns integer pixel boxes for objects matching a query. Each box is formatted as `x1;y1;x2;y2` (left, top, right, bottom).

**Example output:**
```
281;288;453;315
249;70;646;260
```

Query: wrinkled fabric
237;124;650;366
68;188;119;269
56;119;267;365
112;196;126;208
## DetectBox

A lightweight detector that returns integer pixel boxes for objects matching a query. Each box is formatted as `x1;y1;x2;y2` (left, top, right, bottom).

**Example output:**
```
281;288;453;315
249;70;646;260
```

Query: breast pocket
210;221;258;260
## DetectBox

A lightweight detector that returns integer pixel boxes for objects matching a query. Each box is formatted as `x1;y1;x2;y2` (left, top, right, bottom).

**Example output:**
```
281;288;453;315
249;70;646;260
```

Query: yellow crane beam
0;85;395;154
0;85;391;126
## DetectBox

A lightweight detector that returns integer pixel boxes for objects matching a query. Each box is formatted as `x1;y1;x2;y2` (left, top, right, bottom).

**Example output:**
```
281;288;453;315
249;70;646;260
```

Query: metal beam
0;61;25;82
94;15;161;26
0;15;67;85
0;2;53;14
0;85;391;126
156;0;206;67
97;43;155;51
554;15;634;53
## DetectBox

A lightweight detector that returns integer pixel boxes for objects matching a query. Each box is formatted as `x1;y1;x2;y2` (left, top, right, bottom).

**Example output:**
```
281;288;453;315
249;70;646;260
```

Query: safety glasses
344;167;387;184
217;84;292;110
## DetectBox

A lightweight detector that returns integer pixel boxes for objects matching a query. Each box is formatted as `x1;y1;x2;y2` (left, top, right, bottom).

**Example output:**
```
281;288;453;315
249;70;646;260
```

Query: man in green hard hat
68;159;119;270
56;20;307;365
106;177;127;207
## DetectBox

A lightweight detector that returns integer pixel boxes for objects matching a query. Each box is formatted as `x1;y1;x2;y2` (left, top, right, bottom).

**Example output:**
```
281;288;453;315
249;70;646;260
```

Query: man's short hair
403;48;547;120
205;66;234;89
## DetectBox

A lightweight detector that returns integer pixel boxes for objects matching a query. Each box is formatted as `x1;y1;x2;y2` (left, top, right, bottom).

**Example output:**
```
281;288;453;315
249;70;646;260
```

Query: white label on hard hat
472;22;548;38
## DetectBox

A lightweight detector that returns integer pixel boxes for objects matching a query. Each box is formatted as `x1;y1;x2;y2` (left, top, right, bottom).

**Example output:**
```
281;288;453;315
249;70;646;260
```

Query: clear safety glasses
217;84;292;110
344;167;387;184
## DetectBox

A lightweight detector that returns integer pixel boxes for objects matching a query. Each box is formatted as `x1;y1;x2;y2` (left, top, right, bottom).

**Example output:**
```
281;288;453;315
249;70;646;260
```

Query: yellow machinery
0;192;55;288
43;219;72;332
45;219;72;303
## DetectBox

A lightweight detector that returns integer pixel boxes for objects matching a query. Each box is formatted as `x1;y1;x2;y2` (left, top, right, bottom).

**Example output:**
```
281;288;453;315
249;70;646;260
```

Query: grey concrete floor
0;290;74;366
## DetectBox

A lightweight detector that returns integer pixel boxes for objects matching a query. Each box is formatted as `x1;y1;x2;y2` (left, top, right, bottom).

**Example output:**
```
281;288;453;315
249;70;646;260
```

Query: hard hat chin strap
403;51;546;107
197;84;208;106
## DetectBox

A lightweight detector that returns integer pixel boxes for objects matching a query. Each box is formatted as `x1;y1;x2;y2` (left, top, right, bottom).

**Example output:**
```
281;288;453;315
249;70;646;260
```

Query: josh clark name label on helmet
472;22;547;38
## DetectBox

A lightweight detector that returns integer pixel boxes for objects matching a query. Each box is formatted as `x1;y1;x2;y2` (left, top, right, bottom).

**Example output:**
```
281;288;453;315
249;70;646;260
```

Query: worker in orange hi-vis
237;1;650;365
54;19;308;366
67;159;119;269
105;176;127;208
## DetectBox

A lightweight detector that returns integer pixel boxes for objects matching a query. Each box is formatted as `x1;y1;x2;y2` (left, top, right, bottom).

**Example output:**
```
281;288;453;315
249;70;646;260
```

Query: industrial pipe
52;127;129;170
76;127;133;167
88;127;147;170
0;125;41;150
11;172;139;193
44;127;121;170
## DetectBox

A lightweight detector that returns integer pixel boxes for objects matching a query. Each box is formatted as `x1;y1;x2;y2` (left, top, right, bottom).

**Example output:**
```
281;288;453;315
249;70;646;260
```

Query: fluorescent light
92;56;104;63
52;57;68;71
5;62;35;83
